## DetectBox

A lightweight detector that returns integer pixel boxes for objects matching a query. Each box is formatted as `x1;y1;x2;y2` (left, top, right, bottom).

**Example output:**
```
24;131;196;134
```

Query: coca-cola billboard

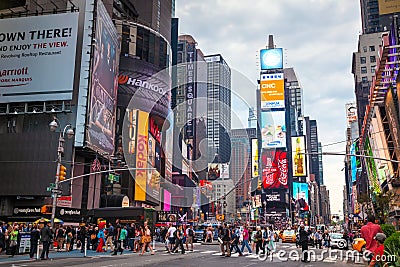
261;149;288;189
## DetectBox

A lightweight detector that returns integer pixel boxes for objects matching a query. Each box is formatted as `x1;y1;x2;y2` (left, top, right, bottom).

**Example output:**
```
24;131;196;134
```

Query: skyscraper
284;67;304;136
204;54;232;164
359;0;399;34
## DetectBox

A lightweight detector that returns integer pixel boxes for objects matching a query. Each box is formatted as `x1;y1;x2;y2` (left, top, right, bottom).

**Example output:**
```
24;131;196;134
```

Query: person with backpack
170;225;185;254
220;223;231;257
185;225;194;251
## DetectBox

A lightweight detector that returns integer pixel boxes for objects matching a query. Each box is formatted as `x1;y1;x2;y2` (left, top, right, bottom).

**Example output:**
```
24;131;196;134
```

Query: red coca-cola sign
261;149;288;189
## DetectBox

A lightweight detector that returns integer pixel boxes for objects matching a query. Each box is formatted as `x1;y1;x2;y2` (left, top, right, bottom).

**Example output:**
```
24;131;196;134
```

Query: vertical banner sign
291;136;307;177
134;110;149;201
251;139;259;177
87;0;120;156
185;43;196;138
346;103;357;126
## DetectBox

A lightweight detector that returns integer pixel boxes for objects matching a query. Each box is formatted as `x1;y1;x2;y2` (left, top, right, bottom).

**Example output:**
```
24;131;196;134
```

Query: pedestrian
220;223;231;257
360;214;383;263
9;226;19;257
127;223;135;251
0;222;5;255
171;224;185;254
314;230;322;249
368;233;386;267
267;226;276;253
230;226;244;256
96;222;106;252
56;225;65;251
299;225;310;263
166;223;176;252
114;224;126;255
78;225;87;253
140;223;154;255
254;226;263;255
40;222;53;260
240;226;252;254
105;222;115;252
322;230;330;248
185;225;194;251
29;224;40;259
112;220;122;255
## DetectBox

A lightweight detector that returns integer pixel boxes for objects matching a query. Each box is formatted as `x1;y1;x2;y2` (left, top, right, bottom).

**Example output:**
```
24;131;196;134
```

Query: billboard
263;191;285;202
261;149;288;189
260;73;285;109
346;103;357;126
292;182;309;211
260;48;283;70
378;0;400;15
185;42;197;138
220;163;229;179
385;87;400;161
251;139;259;177
364;137;381;194
0;12;78;103
260;111;286;148
134;110;149;201
164;190;171;211
350;143;359;183
207;163;220;180
147;169;160;202
86;0;120;156
291;136;307;177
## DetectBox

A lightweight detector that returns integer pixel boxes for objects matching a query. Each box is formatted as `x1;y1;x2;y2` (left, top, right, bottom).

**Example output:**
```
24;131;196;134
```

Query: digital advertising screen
251;139;259;178
0;12;78;102
292;182;309;211
260;111;286;148
260;73;285;109
291;136;307;177
260;48;283;70
207;163;220;180
261;149;288;189
87;0;120;156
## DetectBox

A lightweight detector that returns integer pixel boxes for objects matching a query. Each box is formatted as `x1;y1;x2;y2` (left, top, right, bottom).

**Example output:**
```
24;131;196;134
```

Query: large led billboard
87;0;120;156
261;149;288;189
251;139;259;177
0;12;78;103
260;48;283;70
260;73;285;109
134;110;149;201
260;111;286;148
292;182;309;211
207;163;220;180
291;136;307;177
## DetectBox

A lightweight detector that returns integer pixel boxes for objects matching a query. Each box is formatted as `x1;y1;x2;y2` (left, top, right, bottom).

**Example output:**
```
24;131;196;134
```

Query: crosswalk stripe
200;250;218;254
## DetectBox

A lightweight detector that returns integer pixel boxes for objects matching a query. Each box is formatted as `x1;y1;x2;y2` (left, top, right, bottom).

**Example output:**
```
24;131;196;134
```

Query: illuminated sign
346;102;357;126
185;43;196;138
260;48;283;70
0;12;79;102
134;110;149;201
260;111;286;148
291;136;307;177
260;73;285;109
149;117;161;143
378;0;400;15
251;139;259;177
261;149;288;189
292;182;309;211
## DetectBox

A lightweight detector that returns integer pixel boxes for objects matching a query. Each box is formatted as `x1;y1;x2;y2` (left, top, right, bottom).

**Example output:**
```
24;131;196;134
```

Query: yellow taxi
352;237;366;253
281;229;297;243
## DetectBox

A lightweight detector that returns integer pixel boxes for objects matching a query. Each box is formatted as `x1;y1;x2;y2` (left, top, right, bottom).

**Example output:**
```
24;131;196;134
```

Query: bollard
84;240;87;257
36;240;40;260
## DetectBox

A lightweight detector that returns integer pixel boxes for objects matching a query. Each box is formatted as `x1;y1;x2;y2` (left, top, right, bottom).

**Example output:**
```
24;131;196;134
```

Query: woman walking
140;224;154;255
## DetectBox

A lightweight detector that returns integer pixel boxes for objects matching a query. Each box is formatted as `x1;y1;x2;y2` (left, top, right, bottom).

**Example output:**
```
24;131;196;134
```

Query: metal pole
36;239;40;260
51;133;63;230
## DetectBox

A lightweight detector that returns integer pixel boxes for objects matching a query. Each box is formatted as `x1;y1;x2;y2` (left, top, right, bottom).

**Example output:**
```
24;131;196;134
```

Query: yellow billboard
251;139;259;177
378;0;400;15
291;136;307;177
134;110;149;201
260;73;285;109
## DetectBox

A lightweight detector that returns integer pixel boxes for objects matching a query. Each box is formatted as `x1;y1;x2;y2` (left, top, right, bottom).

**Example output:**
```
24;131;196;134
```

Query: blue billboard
350;143;357;182
260;48;283;70
292;182;309;211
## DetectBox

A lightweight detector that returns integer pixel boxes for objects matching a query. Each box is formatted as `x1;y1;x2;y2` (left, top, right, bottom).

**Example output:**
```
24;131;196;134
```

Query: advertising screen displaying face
0;12;78;102
260;48;283;70
292;182;309;211
260;111;286;148
87;0;120;156
261;149;288;189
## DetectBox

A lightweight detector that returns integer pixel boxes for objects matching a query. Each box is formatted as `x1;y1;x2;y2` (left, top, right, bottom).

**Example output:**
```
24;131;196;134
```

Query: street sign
46;187;52;192
51;189;62;194
50;183;55;187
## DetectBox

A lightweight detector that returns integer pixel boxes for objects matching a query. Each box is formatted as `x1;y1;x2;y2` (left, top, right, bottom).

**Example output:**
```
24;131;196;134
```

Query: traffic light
257;179;262;190
59;165;67;181
41;205;52;214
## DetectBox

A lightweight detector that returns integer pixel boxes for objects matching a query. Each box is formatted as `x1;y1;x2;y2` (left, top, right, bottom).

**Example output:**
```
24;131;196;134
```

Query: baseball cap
375;233;386;243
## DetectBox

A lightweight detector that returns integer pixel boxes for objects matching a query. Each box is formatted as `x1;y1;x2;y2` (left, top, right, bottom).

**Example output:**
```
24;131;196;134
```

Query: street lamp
49;117;74;230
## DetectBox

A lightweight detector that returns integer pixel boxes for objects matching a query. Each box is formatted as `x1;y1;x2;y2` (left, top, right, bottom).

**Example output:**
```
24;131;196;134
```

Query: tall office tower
319;185;331;225
359;0;399;34
305;117;320;186
284;67;304;136
204;55;232;164
230;128;257;211
352;33;382;133
318;142;324;185
173;35;208;174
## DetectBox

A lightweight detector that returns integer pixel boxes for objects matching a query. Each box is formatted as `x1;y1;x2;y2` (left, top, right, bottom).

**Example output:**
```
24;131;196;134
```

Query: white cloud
176;0;361;215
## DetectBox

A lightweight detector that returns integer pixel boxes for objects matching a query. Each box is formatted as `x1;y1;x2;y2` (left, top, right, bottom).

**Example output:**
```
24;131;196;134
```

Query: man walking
185;225;194;252
240;226;252;254
221;223;231;257
299;225;310;263
40;222;53;260
105;222;115;252
29;224;40;259
171;225;185;254
360;215;383;262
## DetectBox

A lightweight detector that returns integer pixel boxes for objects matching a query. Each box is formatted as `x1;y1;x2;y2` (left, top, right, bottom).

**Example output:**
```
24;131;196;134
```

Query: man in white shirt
166;224;176;252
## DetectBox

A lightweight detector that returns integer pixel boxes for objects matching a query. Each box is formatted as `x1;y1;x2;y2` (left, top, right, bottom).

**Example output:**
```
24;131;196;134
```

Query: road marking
200;250;218;254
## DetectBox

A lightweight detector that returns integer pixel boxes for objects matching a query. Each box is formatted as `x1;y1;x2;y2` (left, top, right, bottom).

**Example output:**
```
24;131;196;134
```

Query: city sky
176;0;362;215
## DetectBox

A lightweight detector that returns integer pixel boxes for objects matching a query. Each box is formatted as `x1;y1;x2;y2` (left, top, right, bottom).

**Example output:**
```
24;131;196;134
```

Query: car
352;237;366;253
281;230;297;243
329;233;348;249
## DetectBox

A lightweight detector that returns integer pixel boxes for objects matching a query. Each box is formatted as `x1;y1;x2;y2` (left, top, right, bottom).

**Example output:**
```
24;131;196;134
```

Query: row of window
360;55;376;64
361;65;376;74
362;46;375;53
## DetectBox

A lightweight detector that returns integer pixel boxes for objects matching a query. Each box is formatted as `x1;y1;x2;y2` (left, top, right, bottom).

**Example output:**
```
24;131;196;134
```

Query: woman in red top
368;233;386;267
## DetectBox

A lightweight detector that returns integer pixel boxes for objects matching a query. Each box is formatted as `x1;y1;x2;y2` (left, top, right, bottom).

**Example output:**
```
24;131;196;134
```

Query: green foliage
381;224;396;238
384;232;400;267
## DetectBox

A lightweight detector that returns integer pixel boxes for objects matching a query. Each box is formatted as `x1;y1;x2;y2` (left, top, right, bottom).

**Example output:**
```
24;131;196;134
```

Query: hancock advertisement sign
0;12;79;103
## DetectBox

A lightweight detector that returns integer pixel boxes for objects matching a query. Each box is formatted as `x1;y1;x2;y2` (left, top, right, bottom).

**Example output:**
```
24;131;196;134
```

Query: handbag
10;240;17;247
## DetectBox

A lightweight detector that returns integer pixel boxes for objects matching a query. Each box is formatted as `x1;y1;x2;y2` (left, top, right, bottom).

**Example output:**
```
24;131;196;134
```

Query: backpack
188;228;194;237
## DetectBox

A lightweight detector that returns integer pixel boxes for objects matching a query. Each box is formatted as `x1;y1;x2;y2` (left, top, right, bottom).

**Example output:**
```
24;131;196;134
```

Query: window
363;46;367;52
370;56;376;63
361;67;367;74
371;66;376;73
369;46;375;52
362;76;368;83
360;57;366;64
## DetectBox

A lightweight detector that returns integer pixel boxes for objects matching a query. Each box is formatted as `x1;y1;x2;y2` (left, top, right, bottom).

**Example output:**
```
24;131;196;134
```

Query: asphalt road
0;241;366;267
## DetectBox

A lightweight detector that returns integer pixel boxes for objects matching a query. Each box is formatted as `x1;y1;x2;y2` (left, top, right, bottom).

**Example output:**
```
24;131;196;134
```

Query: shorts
168;237;176;245
186;236;193;244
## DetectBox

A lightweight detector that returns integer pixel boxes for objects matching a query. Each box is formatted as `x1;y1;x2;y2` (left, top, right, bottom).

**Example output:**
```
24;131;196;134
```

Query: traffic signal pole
51;133;64;230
